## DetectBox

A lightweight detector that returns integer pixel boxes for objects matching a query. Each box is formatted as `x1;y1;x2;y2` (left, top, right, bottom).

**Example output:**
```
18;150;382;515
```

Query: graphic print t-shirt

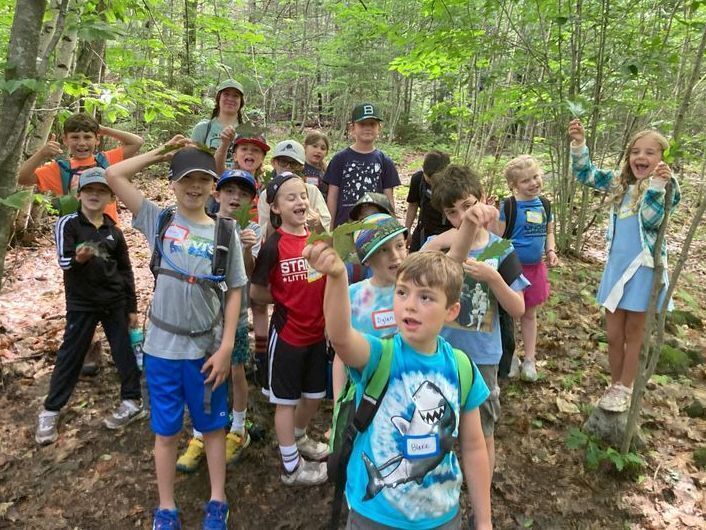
499;197;552;264
347;334;489;529
133;200;248;360
439;233;529;365
251;228;326;346
349;279;396;337
323;147;400;227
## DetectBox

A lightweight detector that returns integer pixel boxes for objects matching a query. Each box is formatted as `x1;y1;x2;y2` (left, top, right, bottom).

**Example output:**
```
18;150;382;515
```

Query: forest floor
0;166;705;530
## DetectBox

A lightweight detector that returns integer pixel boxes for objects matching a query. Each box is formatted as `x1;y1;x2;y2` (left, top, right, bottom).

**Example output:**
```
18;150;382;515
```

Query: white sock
230;408;247;433
193;429;203;440
294;427;306;439
280;444;300;473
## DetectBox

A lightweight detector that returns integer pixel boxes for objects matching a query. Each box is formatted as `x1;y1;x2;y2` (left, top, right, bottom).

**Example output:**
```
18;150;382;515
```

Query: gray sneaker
295;433;329;461
281;459;327;486
103;400;147;430
36;410;59;445
520;359;538;382
508;356;521;379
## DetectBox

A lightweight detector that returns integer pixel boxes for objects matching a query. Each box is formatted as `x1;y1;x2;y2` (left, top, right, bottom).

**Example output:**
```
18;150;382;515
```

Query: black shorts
264;329;327;405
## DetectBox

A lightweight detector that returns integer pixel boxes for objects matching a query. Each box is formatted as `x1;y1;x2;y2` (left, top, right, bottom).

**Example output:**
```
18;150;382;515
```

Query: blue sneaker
202;500;229;529
153;508;181;530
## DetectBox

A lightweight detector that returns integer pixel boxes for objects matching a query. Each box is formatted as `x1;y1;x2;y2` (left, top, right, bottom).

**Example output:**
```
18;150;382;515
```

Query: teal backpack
52;153;111;216
327;336;474;529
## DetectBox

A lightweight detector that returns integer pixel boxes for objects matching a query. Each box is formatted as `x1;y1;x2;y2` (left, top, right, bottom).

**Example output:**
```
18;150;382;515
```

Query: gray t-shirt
134;200;248;360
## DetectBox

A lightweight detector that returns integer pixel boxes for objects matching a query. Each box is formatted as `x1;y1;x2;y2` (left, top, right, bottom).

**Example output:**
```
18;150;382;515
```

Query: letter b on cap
363;105;374;116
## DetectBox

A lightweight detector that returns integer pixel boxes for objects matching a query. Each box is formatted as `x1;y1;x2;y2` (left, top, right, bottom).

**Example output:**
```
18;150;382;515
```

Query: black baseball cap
265;172;300;204
352;103;383;122
168;148;218;181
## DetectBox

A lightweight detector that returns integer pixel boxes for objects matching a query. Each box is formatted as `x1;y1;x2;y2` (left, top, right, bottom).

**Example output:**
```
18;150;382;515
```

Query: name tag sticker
372;309;396;329
526;210;543;224
403;434;440;460
164;224;189;241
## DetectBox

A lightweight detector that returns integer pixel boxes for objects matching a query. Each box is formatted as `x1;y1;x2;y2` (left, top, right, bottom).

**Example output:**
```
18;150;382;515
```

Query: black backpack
501;195;551;239
147;206;235;338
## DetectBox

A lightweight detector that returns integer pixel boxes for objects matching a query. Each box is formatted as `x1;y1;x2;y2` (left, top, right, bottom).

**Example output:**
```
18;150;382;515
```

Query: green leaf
327;219;380;261
144;108;157;123
0;189;33;210
566;100;586;118
57;194;80;216
476;239;511;261
230;202;256;230
235;123;268;138
307;230;333;246
663;139;680;165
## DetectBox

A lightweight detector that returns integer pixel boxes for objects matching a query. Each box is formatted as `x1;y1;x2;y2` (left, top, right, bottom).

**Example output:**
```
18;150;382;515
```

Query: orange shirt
35;147;124;224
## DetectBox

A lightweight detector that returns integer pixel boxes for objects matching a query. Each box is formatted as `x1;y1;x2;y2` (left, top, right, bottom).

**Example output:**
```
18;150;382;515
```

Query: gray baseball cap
77;167;111;192
272;140;305;166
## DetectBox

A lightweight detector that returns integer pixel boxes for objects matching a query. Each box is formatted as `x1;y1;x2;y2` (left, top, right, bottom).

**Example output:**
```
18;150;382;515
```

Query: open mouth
402;317;421;329
293;207;307;216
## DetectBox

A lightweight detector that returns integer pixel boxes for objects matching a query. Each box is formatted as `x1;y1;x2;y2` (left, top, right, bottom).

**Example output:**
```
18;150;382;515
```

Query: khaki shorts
477;364;500;437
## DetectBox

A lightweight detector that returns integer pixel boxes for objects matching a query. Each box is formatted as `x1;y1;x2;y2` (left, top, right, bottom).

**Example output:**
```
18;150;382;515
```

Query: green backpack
327;336;474;530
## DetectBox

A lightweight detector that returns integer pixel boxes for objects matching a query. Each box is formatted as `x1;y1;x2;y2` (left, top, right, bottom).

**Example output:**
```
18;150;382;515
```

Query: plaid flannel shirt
571;143;681;264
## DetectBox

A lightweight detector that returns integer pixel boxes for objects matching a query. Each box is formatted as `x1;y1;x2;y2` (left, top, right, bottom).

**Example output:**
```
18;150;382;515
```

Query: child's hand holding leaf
231;202;256;230
303;242;346;279
157;135;191;160
653;161;672;183
240;228;257;249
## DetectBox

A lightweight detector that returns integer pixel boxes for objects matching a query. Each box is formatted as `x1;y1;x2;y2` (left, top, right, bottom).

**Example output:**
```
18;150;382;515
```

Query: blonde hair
611;129;668;211
304;132;330;172
396;251;463;306
504;155;542;188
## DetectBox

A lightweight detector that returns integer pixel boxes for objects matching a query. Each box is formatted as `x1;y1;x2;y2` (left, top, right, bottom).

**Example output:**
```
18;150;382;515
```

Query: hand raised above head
463;202;498;229
568;119;585;144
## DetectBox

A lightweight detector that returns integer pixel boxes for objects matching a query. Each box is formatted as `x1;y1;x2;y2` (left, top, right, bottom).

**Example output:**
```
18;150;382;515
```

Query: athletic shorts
231;324;249;365
264;329;327;405
346;509;461;529
522;261;550;308
477;363;500;437
144;354;229;436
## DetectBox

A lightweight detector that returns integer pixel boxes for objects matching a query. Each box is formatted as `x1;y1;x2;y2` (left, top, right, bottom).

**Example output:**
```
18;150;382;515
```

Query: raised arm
447;203;498;263
214;126;235;175
303;243;370;369
99;126;144;158
18;135;63;186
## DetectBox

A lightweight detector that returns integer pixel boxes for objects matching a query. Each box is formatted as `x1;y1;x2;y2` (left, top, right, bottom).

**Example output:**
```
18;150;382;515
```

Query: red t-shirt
35;147;124;224
252;228;326;346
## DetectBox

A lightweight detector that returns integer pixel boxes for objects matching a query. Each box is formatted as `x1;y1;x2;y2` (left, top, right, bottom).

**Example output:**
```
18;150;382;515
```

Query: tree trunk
0;0;48;288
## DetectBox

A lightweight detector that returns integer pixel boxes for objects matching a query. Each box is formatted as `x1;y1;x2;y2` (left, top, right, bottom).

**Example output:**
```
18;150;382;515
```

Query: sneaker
35;410;59;445
176;437;205;473
296;433;329;461
280;458;327;486
103;399;147;430
508;356;521;379
520;359;538;382
202;500;229;530
153;508;181;530
225;430;251;465
598;383;632;413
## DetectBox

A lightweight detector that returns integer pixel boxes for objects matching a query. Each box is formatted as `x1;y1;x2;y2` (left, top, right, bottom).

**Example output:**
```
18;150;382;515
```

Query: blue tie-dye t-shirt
346;334;489;529
349;279;396;337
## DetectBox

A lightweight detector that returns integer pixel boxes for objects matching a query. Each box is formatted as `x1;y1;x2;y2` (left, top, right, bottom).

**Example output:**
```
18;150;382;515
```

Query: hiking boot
280;459;327;486
35;410;59;445
176;437;205;473
103;399;147;430
153;508;181;530
81;340;103;377
225;430;251;465
508;355;521;379
598;383;631;413
296;433;329;461
202;500;229;530
520;359;538;382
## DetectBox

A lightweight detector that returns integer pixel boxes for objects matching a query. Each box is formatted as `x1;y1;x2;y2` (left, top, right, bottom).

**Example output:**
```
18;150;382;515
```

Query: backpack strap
452;348;473;407
94;151;110;169
501;196;517;239
353;337;394;432
56;158;73;195
540;196;551;223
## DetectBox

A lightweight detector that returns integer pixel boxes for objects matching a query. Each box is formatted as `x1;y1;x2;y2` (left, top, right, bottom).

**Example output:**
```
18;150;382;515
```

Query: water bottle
128;328;144;370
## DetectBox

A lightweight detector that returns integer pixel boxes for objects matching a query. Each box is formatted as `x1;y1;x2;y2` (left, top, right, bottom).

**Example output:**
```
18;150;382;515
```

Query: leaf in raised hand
331;219;379;261
230;202;256;230
0;189;33;210
566;100;586;118
193;142;215;155
235;123;268;138
158;143;182;155
476;239;511;262
307;230;332;246
663;139;679;165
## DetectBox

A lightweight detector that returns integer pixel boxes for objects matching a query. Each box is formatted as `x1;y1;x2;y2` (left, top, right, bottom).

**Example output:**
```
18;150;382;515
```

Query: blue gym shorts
144;353;229;436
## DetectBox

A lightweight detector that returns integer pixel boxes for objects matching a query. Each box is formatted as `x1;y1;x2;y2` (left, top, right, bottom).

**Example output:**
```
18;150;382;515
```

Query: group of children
21;75;680;529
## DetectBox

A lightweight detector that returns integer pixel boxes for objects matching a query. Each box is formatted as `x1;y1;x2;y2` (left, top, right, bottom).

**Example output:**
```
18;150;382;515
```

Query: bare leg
202;429;227;502
155;434;179;510
231;364;248;413
484;435;495;483
294;397;322;432
520;305;538;361
621;310;647;387
275;404;296;447
605;309;627;384
251;302;269;338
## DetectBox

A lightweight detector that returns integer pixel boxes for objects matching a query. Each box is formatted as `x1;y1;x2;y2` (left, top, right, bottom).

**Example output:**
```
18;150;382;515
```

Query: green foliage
306;219;378;262
566;428;645;473
230;202;256;230
656;344;692;376
0;190;33;210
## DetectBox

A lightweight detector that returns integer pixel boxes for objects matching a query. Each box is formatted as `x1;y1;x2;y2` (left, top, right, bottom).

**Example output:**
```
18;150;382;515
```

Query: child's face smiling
513;166;543;200
78;183;113;216
393;276;460;353
64;131;99;160
305;140;328;166
352;119;381;145
442;195;479;229
216;182;254;216
271;178;309;230
172;171;215;213
366;234;407;287
629;135;663;180
235;143;265;174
